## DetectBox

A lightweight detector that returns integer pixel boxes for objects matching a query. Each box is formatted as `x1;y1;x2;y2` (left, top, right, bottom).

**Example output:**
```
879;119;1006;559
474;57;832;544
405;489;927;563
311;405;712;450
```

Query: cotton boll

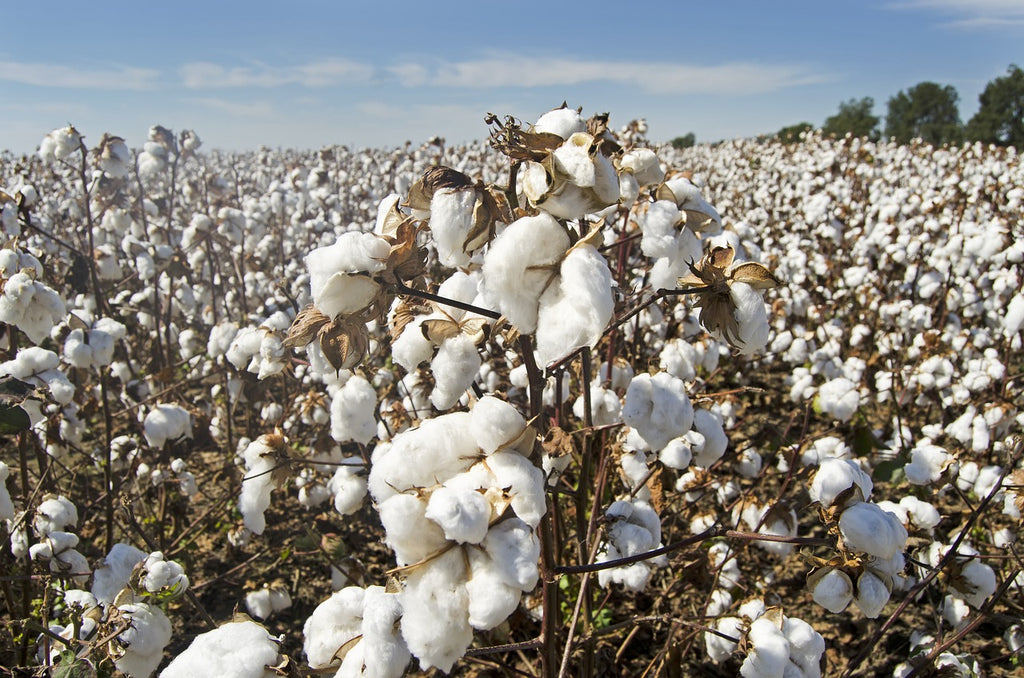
953;560;997;608
429;188;480;269
143;404;192;448
330;375;378;444
424;486;491;544
782;616;825;678
811;568;853;613
839;502;908;559
465;548;523;630
470;396;527;455
622;372;694;450
430;334;481;410
809;458;872;507
485;451;546;528
898;496;941;531
238;433;286;535
114;602;172;678
160;620;282;678
33;495;78;536
481;213;570;334
728;282;771;354
691;408;728;467
303;586;366;668
343;585;410;678
904;443;952;485
815;377;861;422
399;548;473;672
740;616;790;678
853;570;891;618
481;517;540;591
141;551;188;593
535;244;614;366
390;315;434;371
659;437;693;471
91;543;147;603
705;616;742;662
377;493;448;566
329;463;368;516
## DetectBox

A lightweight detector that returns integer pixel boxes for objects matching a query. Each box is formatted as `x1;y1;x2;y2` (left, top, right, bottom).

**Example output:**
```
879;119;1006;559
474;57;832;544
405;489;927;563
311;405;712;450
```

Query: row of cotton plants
0;106;1021;678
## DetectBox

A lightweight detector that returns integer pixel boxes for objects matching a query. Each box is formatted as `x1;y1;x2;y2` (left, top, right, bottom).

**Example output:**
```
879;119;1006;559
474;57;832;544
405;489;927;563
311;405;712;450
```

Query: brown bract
284;306;371;372
677;246;781;346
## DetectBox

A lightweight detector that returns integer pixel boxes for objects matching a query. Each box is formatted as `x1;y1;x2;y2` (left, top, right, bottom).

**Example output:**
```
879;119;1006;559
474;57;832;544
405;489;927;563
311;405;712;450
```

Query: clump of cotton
809;458;873;507
0;462;14;522
112;602;172;678
143;404;193;449
481;213;569;334
622;372;694;450
815;377;862;422
92;543;147;604
305;232;389;319
245;582;292;620
239;433;287;535
596;499;667;591
330;375;378;444
534;243;614;366
160;620;283;678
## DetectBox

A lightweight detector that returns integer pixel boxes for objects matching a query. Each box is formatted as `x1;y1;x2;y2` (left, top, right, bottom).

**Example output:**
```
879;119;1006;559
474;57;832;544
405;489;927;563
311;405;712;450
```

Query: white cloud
187;98;276;118
0;61;159;90
181;59;374;88
391;57;828;94
889;0;1024;28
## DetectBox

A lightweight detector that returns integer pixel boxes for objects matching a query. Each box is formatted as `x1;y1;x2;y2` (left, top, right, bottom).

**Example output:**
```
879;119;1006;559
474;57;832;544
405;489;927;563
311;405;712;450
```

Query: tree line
673;64;1023;149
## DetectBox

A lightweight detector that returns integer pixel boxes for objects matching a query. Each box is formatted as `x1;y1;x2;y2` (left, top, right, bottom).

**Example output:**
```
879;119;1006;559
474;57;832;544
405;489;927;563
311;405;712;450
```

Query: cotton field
1;108;1022;678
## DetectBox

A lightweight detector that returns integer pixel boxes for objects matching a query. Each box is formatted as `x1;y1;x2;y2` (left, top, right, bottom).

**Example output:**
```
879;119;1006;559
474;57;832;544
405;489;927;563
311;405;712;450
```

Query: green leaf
52;652;97;678
0;404;31;434
872;459;903;483
0;375;36;405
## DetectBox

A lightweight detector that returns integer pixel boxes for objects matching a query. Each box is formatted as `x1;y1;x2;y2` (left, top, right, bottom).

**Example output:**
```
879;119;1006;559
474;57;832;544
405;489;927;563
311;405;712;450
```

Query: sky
1;0;1022;154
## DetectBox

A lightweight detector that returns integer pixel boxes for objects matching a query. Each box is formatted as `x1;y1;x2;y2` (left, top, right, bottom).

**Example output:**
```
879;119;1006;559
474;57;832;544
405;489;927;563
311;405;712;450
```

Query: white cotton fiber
377;493;448;566
399;548;472;673
0;462;14;522
838;501;908;559
429;188;478;269
622;372;694;450
486;451;546;528
470;396;526;454
812;568;853;613
331;375;378;444
809;458;872;507
143;404;192;449
424;486;491;544
481;213;569;334
430;333;481;410
535;244;614;366
303;586;366;668
465;548;523;630
92;543;147;604
740;617;790;678
160;620;281;678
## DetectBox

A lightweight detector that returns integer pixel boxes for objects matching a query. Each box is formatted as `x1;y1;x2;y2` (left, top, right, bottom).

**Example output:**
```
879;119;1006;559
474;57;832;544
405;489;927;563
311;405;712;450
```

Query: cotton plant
359;396;543;671
705;600;825;678
595;499;668;591
160;620;284;678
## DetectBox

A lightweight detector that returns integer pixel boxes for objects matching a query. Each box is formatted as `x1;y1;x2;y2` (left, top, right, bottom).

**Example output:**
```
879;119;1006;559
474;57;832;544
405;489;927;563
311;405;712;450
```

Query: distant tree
776;122;814;144
967;64;1024;148
822;97;879;140
671;133;696;149
884;82;963;145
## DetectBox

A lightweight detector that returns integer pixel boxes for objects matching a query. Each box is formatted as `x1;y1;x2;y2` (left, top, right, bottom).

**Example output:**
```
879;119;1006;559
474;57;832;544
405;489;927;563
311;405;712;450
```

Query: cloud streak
888;0;1024;29
393;57;828;94
0;61;160;90
181;58;374;88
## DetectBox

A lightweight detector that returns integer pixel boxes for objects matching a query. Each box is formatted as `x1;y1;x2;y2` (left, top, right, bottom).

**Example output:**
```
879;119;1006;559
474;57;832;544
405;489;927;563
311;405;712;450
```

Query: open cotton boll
160;620;282;678
811;568;853;613
330;375;378;444
727;281;771;354
481;213;570;334
706;615;743;662
377;493;449;566
839;502;908;559
368;412;478;502
953;560;998;608
399;548;473;672
429;188;479;269
143;404;192;448
638;201;684;260
33;495;78;536
809;458;872;507
815;377;862;422
535;244;614;366
390;315;434;371
239;434;286;535
303;586;366;668
424;485;491;544
1004;293;1024;334
740;616;790;678
533;107;586;139
306;232;389;298
659;437;693;470
465;548;523;630
92;543;147;603
619;148;665;187
470;396;526;455
142;551;188;593
430;333;481;410
853;570;891;618
573;385;622;427
783;616;825;678
485;451;546;528
115;602;172;678
329;462;368;516
622;372;694;450
690;408;728;467
337;586;410;678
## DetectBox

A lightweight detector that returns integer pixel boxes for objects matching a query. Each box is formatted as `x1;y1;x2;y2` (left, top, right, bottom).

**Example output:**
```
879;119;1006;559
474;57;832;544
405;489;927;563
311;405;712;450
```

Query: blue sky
2;0;1021;153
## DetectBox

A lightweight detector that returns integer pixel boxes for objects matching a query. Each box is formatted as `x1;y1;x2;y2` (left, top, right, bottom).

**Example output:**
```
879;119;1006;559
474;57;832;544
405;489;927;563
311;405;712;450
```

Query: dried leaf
728;261;782;289
284;305;330;348
421;318;462;345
